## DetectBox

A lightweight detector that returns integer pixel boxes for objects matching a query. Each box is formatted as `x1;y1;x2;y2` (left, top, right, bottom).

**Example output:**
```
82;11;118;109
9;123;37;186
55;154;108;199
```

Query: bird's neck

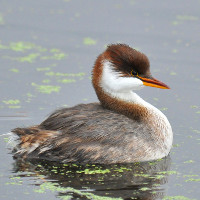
92;54;167;122
94;85;151;121
95;84;172;139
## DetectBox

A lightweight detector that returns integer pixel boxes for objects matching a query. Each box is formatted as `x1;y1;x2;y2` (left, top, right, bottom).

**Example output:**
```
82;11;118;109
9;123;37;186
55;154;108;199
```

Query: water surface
0;0;200;199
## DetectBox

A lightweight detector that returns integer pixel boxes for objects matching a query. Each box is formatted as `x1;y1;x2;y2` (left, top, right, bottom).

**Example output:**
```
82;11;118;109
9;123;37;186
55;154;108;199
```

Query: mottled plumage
12;103;154;163
11;44;173;163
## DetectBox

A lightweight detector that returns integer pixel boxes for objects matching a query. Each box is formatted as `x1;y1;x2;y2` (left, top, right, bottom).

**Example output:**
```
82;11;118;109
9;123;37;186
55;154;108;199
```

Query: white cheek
101;61;144;93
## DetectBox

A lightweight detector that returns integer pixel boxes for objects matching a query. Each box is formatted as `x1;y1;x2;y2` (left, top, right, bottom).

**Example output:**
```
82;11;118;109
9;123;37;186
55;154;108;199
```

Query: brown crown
92;44;152;89
105;44;151;77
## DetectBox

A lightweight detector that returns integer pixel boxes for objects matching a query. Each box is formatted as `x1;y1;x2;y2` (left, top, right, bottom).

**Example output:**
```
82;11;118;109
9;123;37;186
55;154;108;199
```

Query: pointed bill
141;77;170;89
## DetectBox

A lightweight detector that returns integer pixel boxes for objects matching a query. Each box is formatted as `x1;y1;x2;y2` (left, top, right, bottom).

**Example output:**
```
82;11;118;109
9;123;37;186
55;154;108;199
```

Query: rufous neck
92;53;151;121
93;84;149;121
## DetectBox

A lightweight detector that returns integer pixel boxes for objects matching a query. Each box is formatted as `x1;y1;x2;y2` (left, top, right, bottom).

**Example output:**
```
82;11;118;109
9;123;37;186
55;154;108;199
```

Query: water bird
11;44;173;164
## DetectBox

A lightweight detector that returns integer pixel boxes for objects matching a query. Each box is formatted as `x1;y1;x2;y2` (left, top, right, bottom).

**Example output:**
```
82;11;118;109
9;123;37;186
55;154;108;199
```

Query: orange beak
139;77;170;89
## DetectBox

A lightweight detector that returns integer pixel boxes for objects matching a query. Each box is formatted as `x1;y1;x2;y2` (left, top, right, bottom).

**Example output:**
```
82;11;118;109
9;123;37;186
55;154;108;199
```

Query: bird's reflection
12;156;171;200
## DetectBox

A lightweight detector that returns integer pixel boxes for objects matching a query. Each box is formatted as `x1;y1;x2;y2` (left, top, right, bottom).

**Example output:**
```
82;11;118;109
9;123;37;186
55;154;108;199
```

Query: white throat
100;60;147;105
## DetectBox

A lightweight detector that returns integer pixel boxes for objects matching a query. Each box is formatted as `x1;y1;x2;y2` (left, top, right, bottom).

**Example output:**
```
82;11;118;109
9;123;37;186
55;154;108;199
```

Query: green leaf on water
32;83;61;94
83;37;97;45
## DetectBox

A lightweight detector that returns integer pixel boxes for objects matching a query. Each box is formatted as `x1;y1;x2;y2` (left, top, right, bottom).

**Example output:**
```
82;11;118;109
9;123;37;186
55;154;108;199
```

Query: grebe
11;44;173;164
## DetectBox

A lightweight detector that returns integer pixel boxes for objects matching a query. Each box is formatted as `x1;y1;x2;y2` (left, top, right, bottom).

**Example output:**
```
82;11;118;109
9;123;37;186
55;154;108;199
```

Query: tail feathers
12;126;40;136
11;126;59;158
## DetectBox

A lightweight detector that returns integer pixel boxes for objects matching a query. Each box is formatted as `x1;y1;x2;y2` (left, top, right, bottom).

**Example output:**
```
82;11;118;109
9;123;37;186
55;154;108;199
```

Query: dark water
0;0;200;199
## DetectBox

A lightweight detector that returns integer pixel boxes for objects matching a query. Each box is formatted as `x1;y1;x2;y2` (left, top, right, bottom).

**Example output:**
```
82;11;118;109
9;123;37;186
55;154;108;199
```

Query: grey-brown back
23;103;155;163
